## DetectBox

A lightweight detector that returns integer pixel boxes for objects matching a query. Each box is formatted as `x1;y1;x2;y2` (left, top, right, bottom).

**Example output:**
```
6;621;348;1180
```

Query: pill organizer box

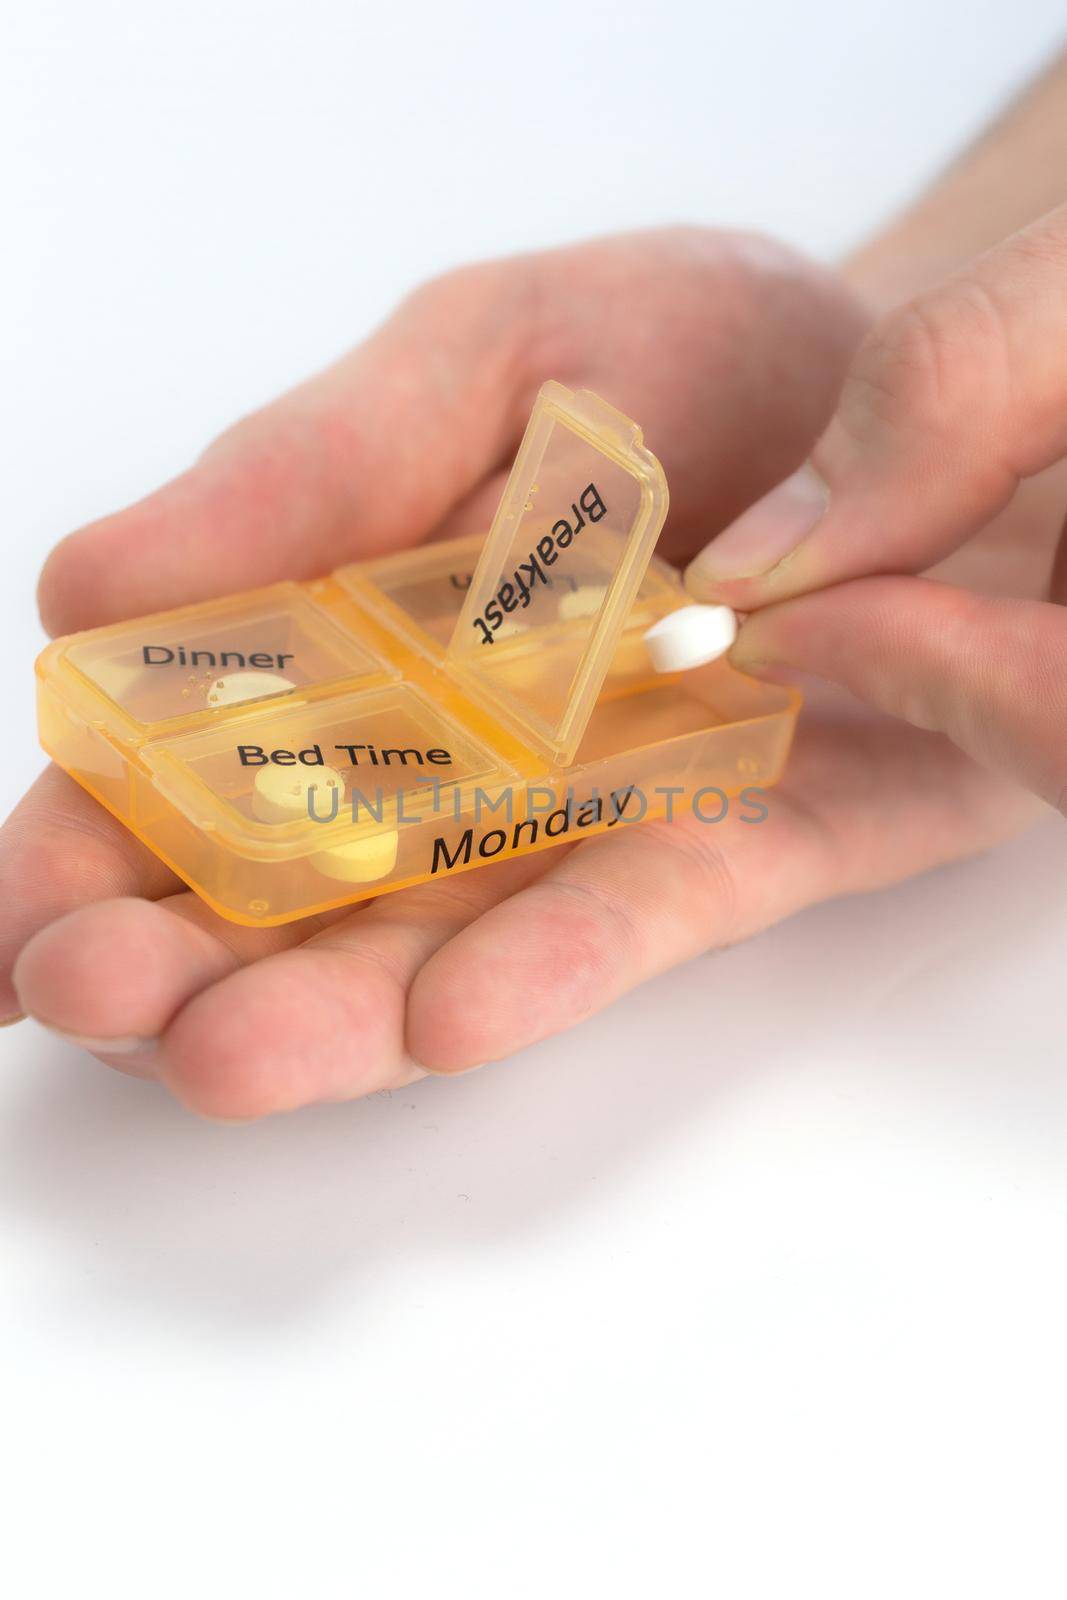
36;382;800;926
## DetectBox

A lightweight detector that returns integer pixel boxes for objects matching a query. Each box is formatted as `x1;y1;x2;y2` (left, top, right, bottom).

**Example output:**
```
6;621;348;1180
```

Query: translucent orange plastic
35;382;800;925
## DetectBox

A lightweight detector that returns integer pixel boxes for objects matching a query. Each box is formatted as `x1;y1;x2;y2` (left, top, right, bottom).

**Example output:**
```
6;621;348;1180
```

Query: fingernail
422;1060;488;1077
727;631;777;674
55;1029;159;1066
686;464;828;592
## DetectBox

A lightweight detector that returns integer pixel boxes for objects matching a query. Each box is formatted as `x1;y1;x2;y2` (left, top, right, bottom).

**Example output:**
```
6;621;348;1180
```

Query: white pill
207;670;296;709
311;829;399;883
251;763;346;823
558;584;606;621
643;604;738;673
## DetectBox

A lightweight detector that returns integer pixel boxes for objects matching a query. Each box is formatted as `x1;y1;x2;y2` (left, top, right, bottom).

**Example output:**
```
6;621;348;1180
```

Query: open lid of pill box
445;381;670;765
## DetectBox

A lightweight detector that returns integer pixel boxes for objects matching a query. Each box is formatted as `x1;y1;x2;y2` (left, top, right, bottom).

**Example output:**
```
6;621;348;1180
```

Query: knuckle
841;278;1012;455
402;255;531;346
659;821;742;944
404;255;503;313
536;875;644;991
402;255;543;405
624;814;743;951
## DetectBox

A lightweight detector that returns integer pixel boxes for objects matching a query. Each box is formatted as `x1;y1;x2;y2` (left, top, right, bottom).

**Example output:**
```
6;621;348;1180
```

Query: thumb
685;203;1067;610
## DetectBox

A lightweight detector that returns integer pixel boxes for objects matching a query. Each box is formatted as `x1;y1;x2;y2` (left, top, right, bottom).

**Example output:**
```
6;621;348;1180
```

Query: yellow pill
311;829;399;883
252;763;345;823
558;584;606;621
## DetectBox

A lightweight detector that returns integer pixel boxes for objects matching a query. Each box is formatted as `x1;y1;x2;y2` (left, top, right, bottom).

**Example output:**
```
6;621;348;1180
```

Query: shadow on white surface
2;819;1065;1333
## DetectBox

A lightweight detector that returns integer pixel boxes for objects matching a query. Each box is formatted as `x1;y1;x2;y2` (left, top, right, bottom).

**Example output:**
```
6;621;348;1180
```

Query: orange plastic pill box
35;382;800;926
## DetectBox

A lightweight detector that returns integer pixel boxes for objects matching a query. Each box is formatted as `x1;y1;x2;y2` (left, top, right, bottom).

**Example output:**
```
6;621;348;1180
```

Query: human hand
687;204;1067;816
4;224;1029;1119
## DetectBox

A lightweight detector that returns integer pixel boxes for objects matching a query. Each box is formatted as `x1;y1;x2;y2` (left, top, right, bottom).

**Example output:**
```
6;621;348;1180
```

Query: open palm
2;228;1041;1116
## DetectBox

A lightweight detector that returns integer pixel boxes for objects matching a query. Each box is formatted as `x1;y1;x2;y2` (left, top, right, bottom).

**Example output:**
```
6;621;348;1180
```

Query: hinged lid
446;381;669;764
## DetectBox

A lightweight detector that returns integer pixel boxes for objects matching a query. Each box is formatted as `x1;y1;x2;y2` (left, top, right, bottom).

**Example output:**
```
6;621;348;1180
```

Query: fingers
13;708;1034;1114
686;207;1067;810
521;228;867;564
153;856;548;1119
686;203;1067;609
406;711;1032;1072
11;893;314;1073
11;857;543;1115
732;574;1067;810
0;766;179;1023
38;228;867;635
38;259;536;635
407;813;768;1072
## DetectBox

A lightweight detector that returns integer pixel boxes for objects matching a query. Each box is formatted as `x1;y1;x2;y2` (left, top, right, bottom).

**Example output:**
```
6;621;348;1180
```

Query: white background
4;3;1067;1595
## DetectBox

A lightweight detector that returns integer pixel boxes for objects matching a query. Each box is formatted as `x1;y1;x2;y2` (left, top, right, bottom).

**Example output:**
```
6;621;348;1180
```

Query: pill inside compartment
335;531;684;776
444;513;684;764
139;684;512;887
61;583;394;732
337;536;681;664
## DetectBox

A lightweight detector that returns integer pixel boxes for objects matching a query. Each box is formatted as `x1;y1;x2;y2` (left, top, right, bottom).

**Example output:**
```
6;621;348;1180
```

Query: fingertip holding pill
643;604;738;673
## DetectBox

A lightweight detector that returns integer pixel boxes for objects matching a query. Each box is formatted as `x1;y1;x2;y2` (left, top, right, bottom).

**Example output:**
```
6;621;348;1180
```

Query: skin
694;203;1067;814
6;56;1067;1118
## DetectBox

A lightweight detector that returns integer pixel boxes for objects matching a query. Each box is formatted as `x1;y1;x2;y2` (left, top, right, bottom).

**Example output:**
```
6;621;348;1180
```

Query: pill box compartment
335;536;485;653
36;381;803;925
47;583;394;737
106;659;796;924
337;536;682;663
139;684;509;840
114;683;514;921
38;569;798;926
